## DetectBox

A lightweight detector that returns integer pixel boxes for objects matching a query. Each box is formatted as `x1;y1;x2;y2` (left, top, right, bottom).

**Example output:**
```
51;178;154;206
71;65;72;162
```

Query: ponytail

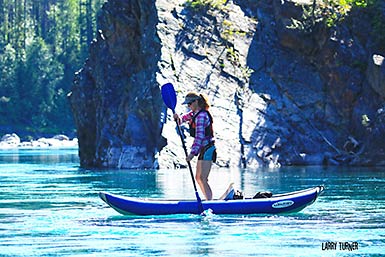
198;93;210;110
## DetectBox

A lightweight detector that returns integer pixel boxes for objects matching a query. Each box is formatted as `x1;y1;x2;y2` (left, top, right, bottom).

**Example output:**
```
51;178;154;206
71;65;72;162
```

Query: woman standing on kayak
173;92;216;200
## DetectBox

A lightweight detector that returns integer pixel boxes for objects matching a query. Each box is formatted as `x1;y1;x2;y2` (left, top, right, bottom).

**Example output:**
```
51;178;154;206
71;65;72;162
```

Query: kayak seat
223;188;235;200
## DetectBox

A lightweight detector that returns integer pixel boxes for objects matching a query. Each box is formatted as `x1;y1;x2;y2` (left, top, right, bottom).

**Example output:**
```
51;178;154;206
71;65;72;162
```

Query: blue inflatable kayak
99;186;324;216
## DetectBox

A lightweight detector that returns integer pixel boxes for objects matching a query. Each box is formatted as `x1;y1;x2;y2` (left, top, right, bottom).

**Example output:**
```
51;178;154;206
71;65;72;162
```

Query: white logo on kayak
272;200;294;209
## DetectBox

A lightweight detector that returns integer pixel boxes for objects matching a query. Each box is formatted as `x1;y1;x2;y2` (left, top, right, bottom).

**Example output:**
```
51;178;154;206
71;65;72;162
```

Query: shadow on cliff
235;0;385;166
70;0;166;168
234;0;337;167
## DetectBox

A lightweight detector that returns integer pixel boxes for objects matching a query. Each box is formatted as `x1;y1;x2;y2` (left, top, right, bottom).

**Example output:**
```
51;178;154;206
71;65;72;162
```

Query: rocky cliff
69;0;385;169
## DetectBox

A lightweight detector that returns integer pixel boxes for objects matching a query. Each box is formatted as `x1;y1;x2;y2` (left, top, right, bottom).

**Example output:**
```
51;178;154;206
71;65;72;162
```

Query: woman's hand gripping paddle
161;83;205;215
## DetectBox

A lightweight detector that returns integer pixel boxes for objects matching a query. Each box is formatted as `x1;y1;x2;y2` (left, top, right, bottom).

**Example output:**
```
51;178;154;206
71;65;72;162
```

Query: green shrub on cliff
184;0;226;11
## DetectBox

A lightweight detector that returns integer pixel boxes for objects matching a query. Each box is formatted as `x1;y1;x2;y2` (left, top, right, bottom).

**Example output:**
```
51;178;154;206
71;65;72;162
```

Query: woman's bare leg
196;160;213;200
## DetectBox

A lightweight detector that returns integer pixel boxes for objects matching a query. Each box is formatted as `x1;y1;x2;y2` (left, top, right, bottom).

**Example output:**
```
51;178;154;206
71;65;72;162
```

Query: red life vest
189;110;214;138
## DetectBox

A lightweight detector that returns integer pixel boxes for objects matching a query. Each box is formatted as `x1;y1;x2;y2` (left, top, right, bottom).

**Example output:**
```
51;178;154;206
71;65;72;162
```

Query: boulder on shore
0;133;78;149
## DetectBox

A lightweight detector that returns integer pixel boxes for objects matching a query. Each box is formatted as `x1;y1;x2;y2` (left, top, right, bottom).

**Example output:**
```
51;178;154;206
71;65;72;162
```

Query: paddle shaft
173;118;198;191
173;111;204;213
161;82;204;214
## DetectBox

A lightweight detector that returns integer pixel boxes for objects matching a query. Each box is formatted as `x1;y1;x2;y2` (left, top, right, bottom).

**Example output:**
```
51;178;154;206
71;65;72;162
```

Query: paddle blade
161;83;177;111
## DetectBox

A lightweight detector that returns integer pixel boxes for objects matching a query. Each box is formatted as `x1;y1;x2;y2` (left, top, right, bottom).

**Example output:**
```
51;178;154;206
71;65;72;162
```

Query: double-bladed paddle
161;82;205;215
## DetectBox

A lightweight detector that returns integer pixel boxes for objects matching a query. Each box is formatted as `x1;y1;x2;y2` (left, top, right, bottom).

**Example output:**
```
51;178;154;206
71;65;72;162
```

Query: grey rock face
70;0;385;168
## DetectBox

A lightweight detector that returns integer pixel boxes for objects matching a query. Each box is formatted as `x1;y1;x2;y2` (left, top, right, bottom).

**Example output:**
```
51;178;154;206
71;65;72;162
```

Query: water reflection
1;149;385;256
97;169;161;197
0;148;79;164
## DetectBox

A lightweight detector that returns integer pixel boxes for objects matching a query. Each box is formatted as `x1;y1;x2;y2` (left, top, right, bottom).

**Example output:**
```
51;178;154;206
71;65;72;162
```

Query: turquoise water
0;149;384;256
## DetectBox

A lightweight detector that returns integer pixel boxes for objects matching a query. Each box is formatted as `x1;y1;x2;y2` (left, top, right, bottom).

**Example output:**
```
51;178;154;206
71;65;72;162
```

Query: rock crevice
70;0;385;168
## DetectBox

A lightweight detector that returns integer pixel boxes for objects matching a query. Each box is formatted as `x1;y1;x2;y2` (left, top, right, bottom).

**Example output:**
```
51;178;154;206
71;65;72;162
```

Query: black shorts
198;142;217;162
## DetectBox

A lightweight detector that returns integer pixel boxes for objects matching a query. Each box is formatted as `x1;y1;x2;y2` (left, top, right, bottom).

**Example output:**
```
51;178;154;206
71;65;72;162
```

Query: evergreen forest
0;0;104;138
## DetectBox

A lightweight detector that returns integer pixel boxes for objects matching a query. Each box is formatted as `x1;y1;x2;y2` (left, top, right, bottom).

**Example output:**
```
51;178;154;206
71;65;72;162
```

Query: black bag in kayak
253;191;272;199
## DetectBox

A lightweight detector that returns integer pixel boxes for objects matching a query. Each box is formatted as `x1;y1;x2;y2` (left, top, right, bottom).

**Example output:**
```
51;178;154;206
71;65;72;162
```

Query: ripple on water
0;152;385;256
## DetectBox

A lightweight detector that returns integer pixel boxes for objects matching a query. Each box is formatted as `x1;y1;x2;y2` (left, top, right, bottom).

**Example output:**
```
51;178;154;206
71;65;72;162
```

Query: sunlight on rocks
0;133;78;149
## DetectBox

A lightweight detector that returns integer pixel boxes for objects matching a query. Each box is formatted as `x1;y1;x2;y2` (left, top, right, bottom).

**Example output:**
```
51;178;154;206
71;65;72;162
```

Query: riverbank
0;133;78;149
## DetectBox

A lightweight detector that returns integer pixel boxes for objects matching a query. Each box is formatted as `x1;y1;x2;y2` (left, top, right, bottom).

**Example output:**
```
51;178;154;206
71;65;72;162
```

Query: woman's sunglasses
187;99;196;106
